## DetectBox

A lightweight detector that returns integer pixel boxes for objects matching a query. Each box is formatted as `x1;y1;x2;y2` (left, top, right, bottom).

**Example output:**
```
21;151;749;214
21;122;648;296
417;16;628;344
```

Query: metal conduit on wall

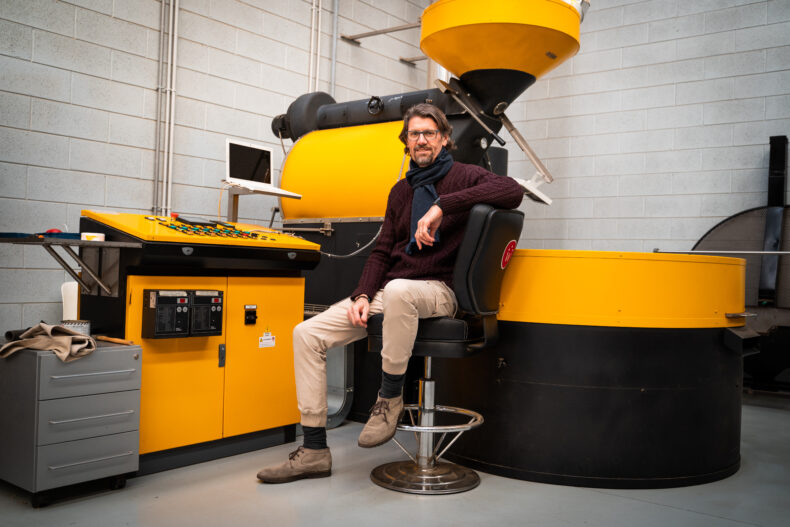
152;0;167;214
152;0;180;216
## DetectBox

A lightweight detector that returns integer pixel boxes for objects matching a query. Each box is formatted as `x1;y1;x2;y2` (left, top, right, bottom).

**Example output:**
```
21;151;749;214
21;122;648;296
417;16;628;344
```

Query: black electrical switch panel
190;290;224;336
142;289;190;338
244;305;258;325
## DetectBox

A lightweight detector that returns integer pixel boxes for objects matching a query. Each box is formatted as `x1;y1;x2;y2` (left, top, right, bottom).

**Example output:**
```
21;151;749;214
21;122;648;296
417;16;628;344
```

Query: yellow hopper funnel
421;0;582;79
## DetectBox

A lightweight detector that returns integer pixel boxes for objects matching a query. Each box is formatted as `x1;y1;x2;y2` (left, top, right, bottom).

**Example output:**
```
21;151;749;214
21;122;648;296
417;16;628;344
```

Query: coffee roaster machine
272;0;751;488
78;211;320;472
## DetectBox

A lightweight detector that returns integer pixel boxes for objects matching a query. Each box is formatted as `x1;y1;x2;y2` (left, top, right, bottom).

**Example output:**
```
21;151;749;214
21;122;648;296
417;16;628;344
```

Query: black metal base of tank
431;321;743;489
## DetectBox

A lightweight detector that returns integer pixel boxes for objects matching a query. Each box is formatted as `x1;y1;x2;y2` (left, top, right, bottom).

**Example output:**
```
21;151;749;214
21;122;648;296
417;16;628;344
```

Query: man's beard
412;148;434;167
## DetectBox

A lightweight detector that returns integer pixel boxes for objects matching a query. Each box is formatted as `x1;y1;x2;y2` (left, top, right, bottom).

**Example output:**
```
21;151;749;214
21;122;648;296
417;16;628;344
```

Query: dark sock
379;371;405;399
302;426;327;450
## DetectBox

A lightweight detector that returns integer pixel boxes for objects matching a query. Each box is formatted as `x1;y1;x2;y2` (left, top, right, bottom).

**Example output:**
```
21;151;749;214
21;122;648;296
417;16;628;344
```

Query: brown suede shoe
256;446;332;483
358;394;404;448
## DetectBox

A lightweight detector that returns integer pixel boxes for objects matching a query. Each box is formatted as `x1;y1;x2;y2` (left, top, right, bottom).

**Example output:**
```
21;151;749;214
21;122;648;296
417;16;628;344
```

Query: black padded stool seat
366;315;485;359
366;203;524;494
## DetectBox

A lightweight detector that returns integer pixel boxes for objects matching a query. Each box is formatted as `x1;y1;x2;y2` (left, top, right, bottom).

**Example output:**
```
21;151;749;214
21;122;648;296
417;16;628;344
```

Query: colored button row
156;222;270;240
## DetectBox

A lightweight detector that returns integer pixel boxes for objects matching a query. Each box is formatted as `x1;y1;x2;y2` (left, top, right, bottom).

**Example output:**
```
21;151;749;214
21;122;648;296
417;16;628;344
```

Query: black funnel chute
459;69;536;116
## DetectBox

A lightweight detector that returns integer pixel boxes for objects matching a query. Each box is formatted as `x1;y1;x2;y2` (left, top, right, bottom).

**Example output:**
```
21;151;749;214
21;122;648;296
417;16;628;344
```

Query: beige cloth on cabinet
0;322;96;362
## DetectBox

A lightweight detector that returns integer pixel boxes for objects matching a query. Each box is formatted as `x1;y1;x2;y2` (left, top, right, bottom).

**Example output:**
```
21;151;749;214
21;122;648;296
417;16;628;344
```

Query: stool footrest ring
371;404;484;495
396;404;484;433
393;404;483;466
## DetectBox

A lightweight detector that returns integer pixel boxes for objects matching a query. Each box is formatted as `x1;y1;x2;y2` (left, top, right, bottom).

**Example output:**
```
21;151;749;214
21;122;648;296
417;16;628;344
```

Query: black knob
367;96;383;116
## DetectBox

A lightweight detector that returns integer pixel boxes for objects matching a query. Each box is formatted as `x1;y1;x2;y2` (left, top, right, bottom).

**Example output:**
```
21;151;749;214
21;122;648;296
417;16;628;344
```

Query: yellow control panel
81;210;319;251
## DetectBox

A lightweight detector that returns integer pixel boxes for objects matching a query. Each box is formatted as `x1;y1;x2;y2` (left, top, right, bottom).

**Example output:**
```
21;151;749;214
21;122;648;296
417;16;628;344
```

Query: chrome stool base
370;360;484;495
370;460;480;495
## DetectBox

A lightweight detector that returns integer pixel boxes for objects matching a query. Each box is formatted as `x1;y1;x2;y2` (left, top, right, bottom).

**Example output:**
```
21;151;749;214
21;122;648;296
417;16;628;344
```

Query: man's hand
415;204;443;250
347;296;370;328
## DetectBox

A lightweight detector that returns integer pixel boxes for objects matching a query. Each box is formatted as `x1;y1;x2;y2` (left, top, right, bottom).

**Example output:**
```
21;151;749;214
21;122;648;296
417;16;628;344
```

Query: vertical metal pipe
152;0;168;214
307;0;317;91
165;0;180;215
417;357;434;468
330;0;338;97
314;0;323;91
161;0;175;213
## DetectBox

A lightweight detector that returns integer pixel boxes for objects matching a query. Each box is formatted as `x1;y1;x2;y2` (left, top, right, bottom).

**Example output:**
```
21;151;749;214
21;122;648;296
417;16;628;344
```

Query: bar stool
366;204;524;494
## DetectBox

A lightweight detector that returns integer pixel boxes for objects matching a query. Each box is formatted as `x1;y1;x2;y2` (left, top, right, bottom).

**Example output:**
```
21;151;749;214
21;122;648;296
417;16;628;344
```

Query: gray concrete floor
1;400;789;527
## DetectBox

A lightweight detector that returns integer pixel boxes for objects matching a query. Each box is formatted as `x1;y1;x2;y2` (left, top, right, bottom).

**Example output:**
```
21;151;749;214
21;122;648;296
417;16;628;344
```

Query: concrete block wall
2;0;788;330
0;0;430;331
509;0;790;252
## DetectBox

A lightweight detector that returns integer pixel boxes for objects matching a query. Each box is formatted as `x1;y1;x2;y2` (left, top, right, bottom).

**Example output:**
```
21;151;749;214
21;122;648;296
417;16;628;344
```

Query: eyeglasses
407;129;440;141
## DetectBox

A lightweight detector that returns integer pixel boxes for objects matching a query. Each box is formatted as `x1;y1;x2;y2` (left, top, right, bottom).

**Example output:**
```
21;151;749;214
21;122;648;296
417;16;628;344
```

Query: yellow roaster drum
434;249;748;488
279;121;408;221
420;0;582;79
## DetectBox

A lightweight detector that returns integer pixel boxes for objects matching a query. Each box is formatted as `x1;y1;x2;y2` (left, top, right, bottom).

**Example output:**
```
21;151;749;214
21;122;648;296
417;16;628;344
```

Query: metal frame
390;404;483;465
399;55;426;66
283;216;385;224
341;21;420;45
0;237;141;294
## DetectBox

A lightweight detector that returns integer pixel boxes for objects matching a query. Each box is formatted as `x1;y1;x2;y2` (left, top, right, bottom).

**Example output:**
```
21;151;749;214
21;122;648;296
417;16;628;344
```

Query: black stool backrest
452;204;525;316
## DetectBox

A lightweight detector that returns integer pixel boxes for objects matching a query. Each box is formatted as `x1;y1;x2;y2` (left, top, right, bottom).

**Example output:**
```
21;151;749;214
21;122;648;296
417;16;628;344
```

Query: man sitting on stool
257;103;523;483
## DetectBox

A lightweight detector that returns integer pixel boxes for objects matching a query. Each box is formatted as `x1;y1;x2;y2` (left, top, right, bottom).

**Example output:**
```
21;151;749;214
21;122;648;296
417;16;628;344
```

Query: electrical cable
278;130;287;156
321;225;382;259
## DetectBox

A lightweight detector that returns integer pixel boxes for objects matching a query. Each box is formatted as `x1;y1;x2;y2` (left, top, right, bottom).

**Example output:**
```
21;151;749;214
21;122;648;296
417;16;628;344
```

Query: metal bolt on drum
370;404;484;495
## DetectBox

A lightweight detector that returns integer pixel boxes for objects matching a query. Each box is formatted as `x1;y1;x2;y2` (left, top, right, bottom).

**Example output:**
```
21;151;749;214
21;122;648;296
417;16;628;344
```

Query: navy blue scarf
405;148;454;255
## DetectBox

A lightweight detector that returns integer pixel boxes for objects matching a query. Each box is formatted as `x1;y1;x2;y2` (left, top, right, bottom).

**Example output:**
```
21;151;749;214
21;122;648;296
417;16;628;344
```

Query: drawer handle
50;368;136;380
48;451;134;471
49;410;135;425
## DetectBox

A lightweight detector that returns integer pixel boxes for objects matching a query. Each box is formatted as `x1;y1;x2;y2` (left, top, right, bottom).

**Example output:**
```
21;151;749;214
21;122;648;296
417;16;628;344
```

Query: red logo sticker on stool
501;240;516;269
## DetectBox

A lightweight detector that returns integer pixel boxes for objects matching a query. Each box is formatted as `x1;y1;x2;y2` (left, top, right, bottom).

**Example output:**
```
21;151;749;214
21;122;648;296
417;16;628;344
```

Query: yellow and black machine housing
78;211;320;471
273;0;750;488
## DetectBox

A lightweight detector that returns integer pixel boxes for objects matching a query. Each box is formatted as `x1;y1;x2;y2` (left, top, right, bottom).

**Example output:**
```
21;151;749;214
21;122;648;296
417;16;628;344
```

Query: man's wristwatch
354;294;370;302
433;197;441;209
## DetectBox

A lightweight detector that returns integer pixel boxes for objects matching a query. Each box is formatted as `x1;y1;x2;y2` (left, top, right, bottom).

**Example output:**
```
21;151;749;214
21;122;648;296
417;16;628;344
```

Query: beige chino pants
293;278;457;427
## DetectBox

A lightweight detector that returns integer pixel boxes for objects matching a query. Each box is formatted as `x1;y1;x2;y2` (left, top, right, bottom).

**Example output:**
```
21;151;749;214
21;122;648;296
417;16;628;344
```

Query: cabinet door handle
49;410;135;425
48;451;134;471
50;368;136;380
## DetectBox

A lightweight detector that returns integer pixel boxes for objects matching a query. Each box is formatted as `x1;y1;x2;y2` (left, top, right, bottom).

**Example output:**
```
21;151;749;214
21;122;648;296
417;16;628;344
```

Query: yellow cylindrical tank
280;121;408;221
439;248;747;489
499;249;746;328
421;0;582;79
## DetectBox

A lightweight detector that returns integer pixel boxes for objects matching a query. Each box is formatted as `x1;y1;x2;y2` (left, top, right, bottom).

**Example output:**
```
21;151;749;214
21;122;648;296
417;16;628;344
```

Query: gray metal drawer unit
0;343;141;498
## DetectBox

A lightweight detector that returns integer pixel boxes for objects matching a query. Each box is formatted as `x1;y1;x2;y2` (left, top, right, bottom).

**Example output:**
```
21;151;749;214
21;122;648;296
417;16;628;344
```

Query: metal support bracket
341;21;420;45
399;55;426;66
435;79;506;146
494;104;555;184
42;243;107;294
437;77;557;202
0;236;141;294
282;222;334;236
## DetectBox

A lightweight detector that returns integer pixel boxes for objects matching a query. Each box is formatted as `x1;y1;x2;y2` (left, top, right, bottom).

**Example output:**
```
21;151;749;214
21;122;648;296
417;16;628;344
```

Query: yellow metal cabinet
126;276;227;454
223;277;303;437
125;275;303;455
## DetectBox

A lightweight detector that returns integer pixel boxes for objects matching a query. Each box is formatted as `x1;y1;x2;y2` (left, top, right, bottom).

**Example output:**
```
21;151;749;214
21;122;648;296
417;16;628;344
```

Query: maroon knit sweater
350;161;524;300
